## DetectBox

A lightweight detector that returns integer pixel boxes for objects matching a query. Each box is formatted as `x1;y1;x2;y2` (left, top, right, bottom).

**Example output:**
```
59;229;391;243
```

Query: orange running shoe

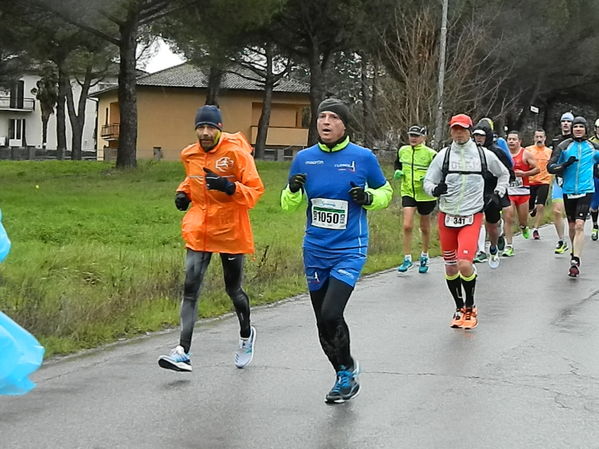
462;306;478;329
450;308;465;328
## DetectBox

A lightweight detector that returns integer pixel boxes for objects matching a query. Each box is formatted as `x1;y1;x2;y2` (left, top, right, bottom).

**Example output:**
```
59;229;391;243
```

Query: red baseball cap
449;114;473;129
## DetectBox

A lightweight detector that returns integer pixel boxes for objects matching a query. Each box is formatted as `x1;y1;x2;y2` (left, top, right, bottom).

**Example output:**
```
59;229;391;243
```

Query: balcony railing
101;123;120;140
0;96;35;111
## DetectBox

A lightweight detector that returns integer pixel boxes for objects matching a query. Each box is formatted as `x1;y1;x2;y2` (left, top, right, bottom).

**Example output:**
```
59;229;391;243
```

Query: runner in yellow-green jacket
393;125;438;273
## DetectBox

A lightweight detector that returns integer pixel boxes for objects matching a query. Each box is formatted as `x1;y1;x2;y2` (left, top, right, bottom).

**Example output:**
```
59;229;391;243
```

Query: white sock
404;254;412;262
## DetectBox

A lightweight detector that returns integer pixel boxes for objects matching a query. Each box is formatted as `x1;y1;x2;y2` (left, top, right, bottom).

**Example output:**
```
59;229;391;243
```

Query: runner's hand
564;156;578;167
432;182;448;197
393;169;403;180
175;192;191;211
203;168;236;195
288;173;307;193
348;181;373;205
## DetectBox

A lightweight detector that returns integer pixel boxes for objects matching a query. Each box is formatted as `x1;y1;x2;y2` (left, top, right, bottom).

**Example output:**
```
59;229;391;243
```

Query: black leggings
179;249;250;353
309;277;355;372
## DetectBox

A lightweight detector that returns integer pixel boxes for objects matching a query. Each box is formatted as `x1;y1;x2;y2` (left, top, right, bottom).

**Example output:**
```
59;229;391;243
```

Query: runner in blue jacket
281;98;392;404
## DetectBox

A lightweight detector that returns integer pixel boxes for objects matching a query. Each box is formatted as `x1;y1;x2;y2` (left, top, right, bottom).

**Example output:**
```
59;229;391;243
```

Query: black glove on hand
203;167;236;195
348;181;373;206
432;182;448;197
564;155;578;168
175;192;191;211
288;173;307;193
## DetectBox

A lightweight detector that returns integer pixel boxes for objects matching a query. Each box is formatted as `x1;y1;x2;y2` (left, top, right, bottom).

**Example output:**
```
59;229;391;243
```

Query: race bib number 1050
311;198;348;230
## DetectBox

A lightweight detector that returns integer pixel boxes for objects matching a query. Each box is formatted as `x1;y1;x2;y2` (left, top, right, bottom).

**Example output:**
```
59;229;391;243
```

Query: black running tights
309;277;355;372
179;250;250;353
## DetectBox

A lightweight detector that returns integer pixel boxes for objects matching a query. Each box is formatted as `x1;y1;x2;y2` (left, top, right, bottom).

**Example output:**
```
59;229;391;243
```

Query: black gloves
348;182;373;206
564;155;578;168
175;192;190;211
550;156;578;175
203;167;236;195
288;173;307;193
432;182;448;197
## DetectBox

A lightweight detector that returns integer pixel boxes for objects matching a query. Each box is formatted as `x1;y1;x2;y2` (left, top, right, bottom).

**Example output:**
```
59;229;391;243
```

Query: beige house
94;63;310;161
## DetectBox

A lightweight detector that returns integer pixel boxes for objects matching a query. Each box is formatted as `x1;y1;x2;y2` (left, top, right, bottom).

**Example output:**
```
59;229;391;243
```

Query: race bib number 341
311;198;348;230
445;214;474;228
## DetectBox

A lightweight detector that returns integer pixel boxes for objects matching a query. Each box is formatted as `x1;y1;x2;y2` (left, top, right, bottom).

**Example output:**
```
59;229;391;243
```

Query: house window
9;80;24;109
9;118;25;140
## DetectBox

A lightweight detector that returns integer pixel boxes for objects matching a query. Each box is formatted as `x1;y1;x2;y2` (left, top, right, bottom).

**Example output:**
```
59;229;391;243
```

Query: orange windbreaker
176;132;264;254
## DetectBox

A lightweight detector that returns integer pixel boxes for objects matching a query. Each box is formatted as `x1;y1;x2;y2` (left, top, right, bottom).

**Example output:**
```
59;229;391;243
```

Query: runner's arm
522;150;540;177
423;150;445;196
363;181;393;211
486;150;509;196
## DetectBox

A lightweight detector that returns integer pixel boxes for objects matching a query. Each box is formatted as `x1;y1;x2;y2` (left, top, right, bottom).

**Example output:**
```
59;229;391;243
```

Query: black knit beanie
317;98;350;127
194;105;223;130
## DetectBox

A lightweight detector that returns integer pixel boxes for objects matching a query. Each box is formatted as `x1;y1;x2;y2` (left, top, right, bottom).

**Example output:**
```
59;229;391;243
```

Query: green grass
0;160;551;357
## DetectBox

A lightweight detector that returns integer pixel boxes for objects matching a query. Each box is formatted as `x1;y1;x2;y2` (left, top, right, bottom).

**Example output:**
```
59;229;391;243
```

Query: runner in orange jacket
158;105;265;372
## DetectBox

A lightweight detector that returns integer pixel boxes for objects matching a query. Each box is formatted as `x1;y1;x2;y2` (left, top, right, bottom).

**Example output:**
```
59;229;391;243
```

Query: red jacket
177;132;264;254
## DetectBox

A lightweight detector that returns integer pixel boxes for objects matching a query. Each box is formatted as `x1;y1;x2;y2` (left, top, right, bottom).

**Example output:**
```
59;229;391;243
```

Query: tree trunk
360;54;372;148
41;117;48;149
254;81;273;160
56;66;68;160
66;67;92;160
116;12;139;169
206;66;223;106
307;48;325;146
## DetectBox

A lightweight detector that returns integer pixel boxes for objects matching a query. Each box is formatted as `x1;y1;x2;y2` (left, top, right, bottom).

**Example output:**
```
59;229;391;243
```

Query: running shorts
437;212;483;263
484;194;510;224
529;184;550;209
551;179;563;201
303;248;366;291
591;178;599;210
563;193;592;223
401;196;436;216
509;195;530;207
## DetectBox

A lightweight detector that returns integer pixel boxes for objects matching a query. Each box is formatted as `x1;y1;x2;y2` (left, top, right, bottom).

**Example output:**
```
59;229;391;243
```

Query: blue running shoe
397;258;413;272
418;255;429;273
235;326;256;369
158;345;192;372
325;364;360;404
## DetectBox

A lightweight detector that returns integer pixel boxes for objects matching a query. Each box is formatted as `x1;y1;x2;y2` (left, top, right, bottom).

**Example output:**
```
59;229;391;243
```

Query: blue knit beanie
560;112;574;122
194;105;223;130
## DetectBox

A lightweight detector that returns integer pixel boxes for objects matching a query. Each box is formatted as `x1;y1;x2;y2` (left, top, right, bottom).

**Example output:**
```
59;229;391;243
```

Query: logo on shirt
334;161;356;172
216;157;234;172
306;160;324;165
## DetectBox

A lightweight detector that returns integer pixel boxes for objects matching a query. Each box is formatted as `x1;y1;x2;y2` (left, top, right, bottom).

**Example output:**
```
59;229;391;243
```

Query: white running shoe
235;326;256;368
158;345;192;372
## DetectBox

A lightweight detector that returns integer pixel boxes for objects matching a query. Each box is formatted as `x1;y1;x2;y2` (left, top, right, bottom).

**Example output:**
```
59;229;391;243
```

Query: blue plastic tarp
0;209;10;262
0;312;45;395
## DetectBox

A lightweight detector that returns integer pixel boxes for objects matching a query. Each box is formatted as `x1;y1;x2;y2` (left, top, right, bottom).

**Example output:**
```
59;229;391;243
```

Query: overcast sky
143;38;186;73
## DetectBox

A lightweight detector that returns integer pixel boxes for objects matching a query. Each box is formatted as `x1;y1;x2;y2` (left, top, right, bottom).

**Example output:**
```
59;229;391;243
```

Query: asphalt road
2;224;599;449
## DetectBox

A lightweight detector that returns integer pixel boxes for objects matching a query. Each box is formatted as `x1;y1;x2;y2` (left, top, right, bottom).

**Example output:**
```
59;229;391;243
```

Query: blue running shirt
288;143;387;252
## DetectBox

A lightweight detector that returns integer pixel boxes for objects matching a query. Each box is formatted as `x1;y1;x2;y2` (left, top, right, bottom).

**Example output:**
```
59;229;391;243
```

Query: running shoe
568;260;580;278
473;251;487;263
325;365;360;404
462;306;478;329
592;227;598;241
521;226;530;239
554;241;568;254
397;258;413;272
418;255;429;274
497;234;506;253
532;229;540;240
503;246;514;257
158;345;192;372
488;246;500;269
450;308;465;328
234;326;256;368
